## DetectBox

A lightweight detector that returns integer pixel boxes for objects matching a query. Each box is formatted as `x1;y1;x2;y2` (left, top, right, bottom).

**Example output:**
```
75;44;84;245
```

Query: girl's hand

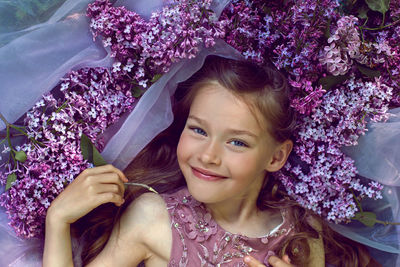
47;164;128;225
244;255;294;267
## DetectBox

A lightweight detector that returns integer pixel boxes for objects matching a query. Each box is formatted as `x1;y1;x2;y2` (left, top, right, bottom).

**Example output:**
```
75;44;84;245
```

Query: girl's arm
43;214;74;267
43;165;127;267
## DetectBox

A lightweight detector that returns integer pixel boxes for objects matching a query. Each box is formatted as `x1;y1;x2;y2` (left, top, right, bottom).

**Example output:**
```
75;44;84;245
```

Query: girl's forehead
191;82;248;111
189;83;268;134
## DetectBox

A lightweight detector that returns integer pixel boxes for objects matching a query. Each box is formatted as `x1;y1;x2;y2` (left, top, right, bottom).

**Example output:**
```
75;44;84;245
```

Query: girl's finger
268;256;293;267
282;255;291;264
84;172;125;195
82;164;128;182
95;192;125;207
244;256;266;267
92;183;123;196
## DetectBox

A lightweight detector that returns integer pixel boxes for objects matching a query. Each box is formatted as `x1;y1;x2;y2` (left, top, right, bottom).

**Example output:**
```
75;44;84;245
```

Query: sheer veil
0;0;398;266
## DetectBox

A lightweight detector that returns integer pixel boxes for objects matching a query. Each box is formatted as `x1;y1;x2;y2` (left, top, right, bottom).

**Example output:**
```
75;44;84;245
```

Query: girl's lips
191;167;226;181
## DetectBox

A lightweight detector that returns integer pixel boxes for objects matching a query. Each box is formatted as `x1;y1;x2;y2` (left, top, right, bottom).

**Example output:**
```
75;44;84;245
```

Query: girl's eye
190;127;207;136
229;140;248;147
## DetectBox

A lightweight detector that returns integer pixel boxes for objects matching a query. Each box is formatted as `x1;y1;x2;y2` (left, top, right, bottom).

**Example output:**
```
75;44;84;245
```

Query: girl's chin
185;180;226;203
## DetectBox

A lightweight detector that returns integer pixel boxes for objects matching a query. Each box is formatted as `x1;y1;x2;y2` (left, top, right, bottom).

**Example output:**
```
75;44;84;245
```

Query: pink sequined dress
161;187;295;267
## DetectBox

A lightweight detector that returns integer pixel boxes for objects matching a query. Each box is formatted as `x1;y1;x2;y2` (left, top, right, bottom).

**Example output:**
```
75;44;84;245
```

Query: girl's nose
199;141;221;166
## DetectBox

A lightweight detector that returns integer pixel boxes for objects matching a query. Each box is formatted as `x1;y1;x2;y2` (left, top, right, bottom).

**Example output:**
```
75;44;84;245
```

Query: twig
350;188;363;212
361;19;400;31
376;219;400;226
124;182;158;194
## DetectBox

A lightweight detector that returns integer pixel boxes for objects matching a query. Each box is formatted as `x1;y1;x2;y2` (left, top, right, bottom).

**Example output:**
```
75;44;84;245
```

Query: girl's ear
265;139;293;172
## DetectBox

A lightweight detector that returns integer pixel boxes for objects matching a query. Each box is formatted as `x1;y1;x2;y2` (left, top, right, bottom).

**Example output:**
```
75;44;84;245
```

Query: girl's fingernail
244;256;251;263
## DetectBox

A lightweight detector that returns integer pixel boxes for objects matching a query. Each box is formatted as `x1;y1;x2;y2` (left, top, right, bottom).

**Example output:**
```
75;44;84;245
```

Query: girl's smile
191;166;227;181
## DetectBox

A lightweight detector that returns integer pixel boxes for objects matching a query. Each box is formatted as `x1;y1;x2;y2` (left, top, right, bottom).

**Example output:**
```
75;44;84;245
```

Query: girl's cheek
177;132;191;160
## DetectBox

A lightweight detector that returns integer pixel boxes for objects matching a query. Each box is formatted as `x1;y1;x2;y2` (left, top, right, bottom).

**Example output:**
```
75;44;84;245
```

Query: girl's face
177;82;281;205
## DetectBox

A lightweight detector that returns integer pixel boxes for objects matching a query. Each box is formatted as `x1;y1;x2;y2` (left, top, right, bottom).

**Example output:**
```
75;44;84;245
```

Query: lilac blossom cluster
0;68;134;237
277;77;391;222
221;0;340;115
390;0;400;20
321;16;395;75
220;0;266;63
87;0;226;89
320;16;361;76
319;5;400;106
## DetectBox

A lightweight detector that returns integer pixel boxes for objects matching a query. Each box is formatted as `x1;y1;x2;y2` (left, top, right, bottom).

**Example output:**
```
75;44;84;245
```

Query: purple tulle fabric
0;0;399;266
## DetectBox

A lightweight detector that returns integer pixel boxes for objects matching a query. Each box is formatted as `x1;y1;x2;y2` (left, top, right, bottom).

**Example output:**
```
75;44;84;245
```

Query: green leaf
356;64;381;78
80;133;107;166
357;6;369;19
15;150;27;163
318;75;349;91
352;211;377;227
365;0;389;14
151;74;162;83
92;147;107;167
6;173;17;191
132;86;144;98
80;133;92;163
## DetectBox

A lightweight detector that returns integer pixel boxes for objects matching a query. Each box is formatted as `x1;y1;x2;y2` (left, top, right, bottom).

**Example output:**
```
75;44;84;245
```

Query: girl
43;56;378;267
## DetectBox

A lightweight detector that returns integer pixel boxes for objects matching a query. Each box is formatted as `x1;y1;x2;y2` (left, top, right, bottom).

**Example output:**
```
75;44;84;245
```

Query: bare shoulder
122;193;172;261
87;193;172;267
123;192;170;226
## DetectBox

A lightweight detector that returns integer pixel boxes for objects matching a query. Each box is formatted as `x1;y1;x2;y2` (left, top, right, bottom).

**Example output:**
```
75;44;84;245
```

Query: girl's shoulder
121;192;172;247
124;192;170;224
87;192;172;266
102;193;172;266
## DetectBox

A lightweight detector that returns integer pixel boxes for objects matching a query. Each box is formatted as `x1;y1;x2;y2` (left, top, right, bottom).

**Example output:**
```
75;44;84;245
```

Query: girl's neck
205;192;259;225
204;191;283;238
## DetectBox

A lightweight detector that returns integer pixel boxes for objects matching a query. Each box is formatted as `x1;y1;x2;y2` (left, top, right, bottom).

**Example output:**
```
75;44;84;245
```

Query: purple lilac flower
390;0;400;19
320;16;360;76
278;77;392;222
88;0;226;88
289;78;326;115
0;68;135;238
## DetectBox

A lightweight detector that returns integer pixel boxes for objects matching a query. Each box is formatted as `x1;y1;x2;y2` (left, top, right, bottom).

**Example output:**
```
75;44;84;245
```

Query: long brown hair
73;55;380;266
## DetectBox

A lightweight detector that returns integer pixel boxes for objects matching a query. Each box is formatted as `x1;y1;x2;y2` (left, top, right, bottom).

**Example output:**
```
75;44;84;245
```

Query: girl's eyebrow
187;115;258;139
187;115;206;124
227;129;258;139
